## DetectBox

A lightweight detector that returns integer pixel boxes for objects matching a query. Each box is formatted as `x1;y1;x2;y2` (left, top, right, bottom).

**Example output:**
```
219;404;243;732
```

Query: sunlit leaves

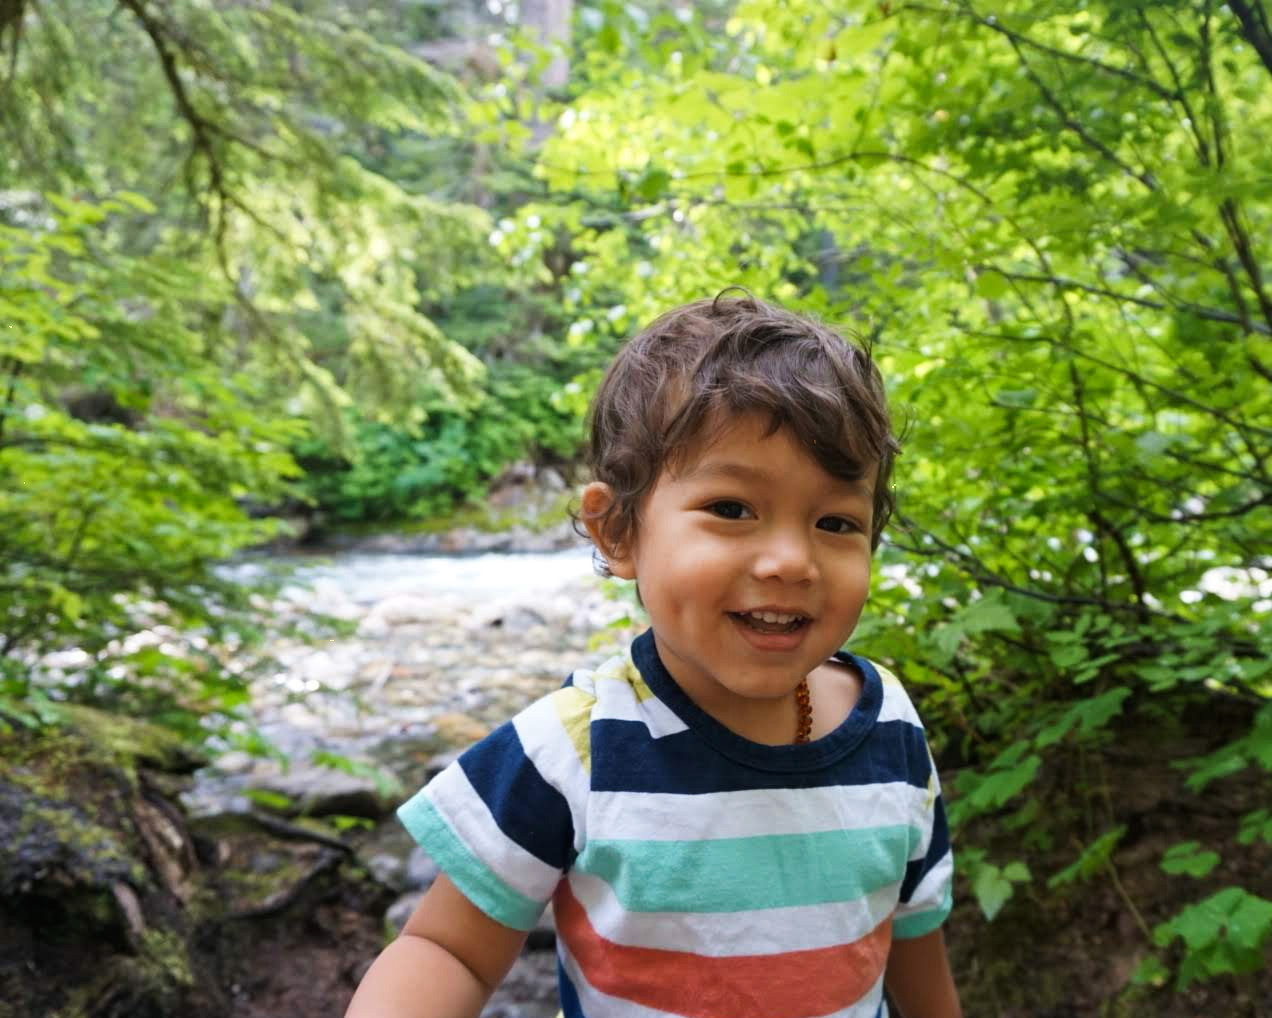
1;0;493;419
535;2;1272;993
0;196;300;731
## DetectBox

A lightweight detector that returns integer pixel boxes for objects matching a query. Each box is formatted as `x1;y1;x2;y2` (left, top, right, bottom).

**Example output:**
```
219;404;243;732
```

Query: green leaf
953;746;1041;817
959;593;1021;636
974;271;1009;298
1153;887;1272;988
1034;687;1130;748
1048;827;1126;888
1160;841;1221;878
968;855;1031;921
1237;808;1272;847
1130;954;1170;987
634;167;672;203
245;788;295;813
972;865;1015;921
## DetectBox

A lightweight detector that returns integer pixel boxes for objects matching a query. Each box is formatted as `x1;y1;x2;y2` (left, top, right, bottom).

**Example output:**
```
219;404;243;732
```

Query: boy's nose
753;530;818;584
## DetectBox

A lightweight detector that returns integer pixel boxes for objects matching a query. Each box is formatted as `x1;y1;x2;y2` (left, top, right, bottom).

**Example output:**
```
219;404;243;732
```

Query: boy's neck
658;652;864;745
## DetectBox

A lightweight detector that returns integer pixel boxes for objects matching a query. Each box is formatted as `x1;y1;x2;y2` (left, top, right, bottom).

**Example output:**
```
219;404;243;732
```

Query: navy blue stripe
900;795;950;903
558;955;583;1018
458;721;575;870
590;716;932;794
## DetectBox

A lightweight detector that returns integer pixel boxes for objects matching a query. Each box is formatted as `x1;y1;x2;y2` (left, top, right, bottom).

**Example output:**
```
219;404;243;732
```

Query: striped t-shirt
398;630;953;1018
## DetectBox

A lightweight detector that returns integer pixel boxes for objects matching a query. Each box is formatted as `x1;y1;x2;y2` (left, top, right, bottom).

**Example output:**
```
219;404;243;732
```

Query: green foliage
526;0;1272;996
1237;808;1272;847
294;361;584;523
1;0;497;428
959;847;1032;921
0;2;524;742
949;743;1041;825
1152;887;1272;988
1;195;301;729
1048;827;1127;889
1159;841;1221;879
309;748;403;801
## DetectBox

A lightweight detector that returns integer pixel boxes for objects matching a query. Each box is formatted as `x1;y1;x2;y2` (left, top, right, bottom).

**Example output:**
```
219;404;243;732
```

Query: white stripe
426;764;561;902
513;694;592;851
559;938;889;1018
876;676;923;726
907;783;941;862
897;850;954;918
558;940;673;1018
567;869;900;956
588;782;928;840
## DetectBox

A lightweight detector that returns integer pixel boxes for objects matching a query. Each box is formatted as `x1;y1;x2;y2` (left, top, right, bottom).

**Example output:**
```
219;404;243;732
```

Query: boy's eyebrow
686;459;875;496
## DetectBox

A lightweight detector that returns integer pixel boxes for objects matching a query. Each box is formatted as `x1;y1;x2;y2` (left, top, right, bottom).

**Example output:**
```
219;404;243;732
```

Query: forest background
1;0;1270;1015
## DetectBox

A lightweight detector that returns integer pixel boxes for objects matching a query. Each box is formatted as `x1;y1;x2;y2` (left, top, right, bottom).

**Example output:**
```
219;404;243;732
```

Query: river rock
405;846;440;889
360;593;445;630
365;851;411;892
386;889;424;932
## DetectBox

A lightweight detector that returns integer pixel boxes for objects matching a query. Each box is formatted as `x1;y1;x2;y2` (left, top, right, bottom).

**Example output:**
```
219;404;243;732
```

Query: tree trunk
521;0;570;91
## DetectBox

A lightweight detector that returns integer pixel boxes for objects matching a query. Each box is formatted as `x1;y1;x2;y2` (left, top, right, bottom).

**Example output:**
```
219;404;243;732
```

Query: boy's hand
884;928;962;1018
344;874;528;1018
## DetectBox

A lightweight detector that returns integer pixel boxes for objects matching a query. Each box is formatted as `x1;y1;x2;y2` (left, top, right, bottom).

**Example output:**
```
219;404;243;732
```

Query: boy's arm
345;874;529;1018
884;928;962;1018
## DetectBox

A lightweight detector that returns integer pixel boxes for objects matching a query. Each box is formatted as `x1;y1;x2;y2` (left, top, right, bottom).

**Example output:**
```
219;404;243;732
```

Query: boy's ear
580;482;636;580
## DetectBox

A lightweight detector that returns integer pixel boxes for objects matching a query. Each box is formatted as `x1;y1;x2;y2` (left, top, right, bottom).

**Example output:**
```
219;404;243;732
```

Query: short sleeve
397;685;593;930
891;748;954;939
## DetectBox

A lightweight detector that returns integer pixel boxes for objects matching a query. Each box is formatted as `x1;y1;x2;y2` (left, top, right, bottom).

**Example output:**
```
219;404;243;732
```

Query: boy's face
585;412;874;741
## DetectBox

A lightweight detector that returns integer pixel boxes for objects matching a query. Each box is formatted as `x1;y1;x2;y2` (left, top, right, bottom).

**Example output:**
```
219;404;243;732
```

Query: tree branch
974;267;1272;336
967;328;1272;438
1139;11;1210;165
0;0;23;88
1228;0;1272;80
117;0;232;254
0;357;21;446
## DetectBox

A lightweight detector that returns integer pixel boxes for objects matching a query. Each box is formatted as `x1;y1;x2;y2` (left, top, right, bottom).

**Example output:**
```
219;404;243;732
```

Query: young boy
346;293;960;1018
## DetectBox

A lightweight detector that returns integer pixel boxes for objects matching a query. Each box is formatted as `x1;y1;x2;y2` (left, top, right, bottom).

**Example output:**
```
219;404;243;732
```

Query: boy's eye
817;515;862;535
708;500;753;520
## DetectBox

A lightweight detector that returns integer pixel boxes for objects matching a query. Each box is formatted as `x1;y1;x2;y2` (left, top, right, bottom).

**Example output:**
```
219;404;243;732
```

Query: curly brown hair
579;290;900;573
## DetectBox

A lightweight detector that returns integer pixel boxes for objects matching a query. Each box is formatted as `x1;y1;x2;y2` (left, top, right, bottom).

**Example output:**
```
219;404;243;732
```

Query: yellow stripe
876;663;904;688
553;685;595;773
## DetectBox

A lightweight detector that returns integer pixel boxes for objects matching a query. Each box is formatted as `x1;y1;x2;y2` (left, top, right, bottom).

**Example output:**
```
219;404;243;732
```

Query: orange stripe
553;880;891;1018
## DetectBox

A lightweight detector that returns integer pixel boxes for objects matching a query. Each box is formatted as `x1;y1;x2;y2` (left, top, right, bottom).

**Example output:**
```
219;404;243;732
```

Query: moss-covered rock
0;707;390;1017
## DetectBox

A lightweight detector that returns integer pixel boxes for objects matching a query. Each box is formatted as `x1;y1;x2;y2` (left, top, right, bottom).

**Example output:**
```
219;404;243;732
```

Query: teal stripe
893;884;954;940
575;825;918;913
396;792;544;930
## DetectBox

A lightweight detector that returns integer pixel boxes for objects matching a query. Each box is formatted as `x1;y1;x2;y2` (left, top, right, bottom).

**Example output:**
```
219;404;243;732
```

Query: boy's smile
585;412;875;744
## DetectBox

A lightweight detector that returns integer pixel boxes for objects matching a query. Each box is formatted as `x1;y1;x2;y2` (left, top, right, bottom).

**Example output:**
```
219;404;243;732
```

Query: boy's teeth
746;610;798;623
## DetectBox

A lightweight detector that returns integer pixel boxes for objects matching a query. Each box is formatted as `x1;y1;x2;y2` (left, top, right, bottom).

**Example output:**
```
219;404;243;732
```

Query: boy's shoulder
556;640;688;735
511;639;689;768
858;657;929;731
